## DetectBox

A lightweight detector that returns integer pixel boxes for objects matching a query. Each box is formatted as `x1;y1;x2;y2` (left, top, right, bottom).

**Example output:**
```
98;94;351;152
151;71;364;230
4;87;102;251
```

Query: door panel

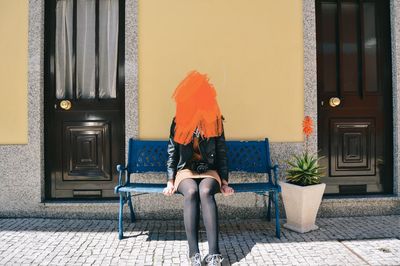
363;2;379;93
45;0;125;199
320;2;338;93
340;2;359;93
316;0;393;194
62;121;111;181
330;119;375;176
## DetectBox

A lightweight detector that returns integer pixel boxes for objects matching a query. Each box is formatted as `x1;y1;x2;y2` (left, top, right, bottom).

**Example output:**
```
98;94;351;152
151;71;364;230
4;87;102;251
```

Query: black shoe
204;254;224;266
189;253;202;266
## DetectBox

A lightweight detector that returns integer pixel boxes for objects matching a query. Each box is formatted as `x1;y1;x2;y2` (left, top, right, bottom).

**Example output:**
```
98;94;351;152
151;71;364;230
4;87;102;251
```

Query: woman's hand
163;180;175;196
220;179;234;196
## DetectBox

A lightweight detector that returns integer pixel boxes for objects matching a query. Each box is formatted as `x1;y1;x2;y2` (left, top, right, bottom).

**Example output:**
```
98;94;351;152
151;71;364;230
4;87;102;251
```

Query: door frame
304;0;399;196
43;0;126;199
315;0;394;194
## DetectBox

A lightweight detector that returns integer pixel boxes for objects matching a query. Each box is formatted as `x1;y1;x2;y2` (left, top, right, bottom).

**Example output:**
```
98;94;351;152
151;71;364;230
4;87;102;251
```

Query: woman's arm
215;127;234;195
166;118;179;181
215;130;229;182
165;118;178;196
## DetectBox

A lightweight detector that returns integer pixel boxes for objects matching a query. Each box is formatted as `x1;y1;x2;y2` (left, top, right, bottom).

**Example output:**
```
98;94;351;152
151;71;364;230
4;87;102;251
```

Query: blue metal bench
115;138;281;239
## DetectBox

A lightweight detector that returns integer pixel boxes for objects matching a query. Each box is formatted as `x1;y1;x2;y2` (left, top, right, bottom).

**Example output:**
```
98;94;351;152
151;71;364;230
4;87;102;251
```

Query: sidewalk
0;215;399;265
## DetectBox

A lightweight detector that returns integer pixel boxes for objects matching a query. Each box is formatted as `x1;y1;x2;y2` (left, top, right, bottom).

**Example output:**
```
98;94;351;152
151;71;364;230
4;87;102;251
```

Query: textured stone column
125;0;139;145
391;0;400;196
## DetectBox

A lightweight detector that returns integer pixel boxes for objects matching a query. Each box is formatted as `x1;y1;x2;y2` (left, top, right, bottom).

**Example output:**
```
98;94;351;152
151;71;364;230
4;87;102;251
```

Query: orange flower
303;116;313;138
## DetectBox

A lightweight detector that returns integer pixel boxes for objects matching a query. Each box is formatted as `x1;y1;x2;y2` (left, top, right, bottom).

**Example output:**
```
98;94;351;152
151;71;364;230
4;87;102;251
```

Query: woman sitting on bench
163;71;234;266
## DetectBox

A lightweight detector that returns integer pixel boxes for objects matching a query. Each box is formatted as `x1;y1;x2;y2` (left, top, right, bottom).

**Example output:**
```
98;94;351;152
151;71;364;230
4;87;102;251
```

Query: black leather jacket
167;118;229;182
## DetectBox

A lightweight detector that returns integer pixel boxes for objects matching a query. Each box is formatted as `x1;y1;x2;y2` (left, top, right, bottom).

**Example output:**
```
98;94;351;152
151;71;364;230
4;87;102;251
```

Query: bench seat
116;183;166;193
116;182;280;194
229;182;281;194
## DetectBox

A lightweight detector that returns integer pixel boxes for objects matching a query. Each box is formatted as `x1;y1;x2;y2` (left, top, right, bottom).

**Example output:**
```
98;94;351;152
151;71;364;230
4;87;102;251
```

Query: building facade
0;0;399;219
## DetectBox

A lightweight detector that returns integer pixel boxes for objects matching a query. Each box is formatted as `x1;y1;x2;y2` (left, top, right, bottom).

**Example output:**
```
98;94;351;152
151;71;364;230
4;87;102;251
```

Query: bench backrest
127;138;272;175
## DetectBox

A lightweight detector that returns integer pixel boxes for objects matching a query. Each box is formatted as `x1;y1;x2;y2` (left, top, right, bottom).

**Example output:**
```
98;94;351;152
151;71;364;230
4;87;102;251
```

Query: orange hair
172;70;223;145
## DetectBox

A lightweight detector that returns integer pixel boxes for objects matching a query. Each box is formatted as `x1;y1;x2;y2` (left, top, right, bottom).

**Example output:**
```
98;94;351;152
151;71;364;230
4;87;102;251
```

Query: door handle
60;100;72;110
329;97;341;107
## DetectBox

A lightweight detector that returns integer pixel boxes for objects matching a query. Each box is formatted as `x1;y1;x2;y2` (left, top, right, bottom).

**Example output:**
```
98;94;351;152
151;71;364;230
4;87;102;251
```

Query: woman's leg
177;178;201;257
199;178;220;255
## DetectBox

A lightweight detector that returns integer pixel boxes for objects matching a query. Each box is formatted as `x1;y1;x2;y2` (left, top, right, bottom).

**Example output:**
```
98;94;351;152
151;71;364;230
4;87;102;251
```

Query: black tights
177;178;220;257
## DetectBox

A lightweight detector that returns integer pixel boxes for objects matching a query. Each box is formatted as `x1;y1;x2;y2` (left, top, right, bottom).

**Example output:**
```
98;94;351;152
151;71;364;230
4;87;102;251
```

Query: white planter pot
279;181;326;233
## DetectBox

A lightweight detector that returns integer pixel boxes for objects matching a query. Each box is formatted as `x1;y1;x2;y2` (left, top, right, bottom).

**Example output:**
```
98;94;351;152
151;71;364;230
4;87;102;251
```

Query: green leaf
285;151;324;186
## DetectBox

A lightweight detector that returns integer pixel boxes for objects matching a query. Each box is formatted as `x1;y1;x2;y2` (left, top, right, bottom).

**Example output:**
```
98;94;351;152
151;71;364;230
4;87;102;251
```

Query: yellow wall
0;0;28;144
138;0;304;141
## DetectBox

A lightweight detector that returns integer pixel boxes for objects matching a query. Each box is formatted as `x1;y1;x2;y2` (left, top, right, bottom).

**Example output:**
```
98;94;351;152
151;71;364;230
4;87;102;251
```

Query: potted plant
279;116;326;233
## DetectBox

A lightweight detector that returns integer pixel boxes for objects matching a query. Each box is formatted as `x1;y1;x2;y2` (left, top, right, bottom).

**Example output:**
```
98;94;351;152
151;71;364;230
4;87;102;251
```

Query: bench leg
274;191;281;239
127;192;136;222
118;193;124;240
267;191;272;221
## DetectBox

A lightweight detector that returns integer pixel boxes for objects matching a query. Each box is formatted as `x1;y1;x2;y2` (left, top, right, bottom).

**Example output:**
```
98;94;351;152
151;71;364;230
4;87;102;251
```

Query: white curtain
76;0;96;99
55;0;119;99
55;0;74;99
99;0;119;98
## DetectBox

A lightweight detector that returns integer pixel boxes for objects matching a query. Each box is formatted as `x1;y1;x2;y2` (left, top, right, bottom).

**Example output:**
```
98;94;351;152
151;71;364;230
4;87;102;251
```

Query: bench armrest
272;164;279;185
117;164;127;187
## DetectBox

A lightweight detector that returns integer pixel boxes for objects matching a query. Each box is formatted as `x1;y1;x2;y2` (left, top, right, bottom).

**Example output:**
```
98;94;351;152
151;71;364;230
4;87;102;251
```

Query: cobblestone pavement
0;215;399;265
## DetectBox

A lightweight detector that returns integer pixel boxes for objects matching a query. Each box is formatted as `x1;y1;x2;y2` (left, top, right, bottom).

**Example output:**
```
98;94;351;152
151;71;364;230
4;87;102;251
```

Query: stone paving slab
0;215;399;265
341;238;400;266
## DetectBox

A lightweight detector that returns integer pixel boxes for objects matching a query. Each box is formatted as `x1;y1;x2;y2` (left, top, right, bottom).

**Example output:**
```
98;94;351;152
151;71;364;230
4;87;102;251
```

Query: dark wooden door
316;0;393;194
44;0;125;198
